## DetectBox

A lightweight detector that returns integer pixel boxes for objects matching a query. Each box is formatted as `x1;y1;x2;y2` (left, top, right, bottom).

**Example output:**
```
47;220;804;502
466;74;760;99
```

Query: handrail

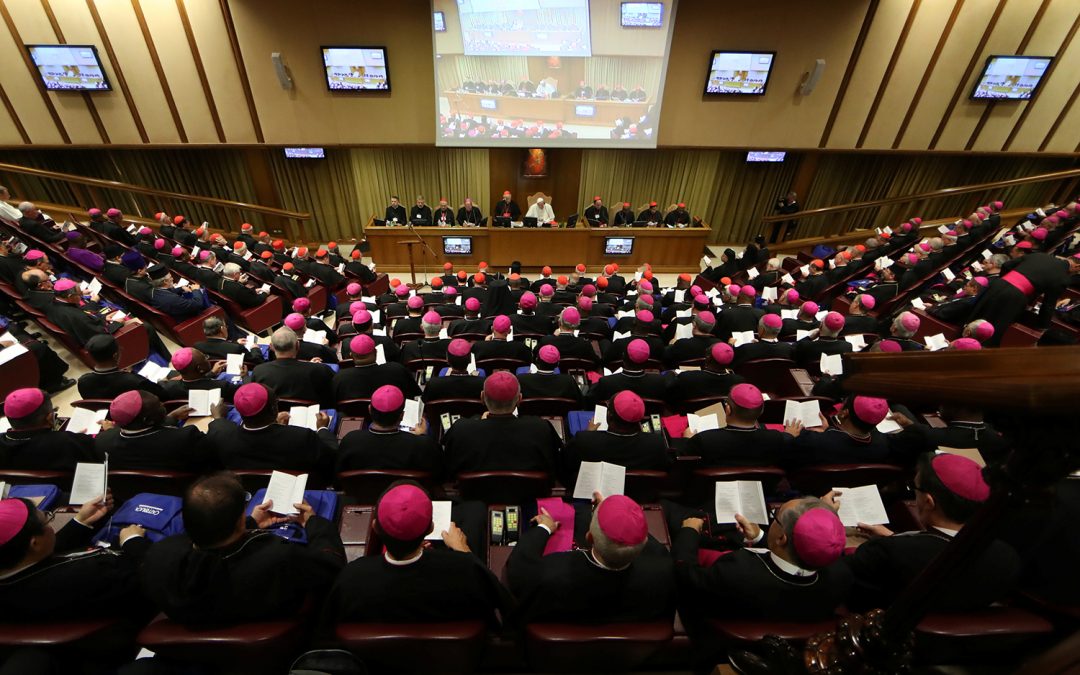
760;167;1080;223
0;162;311;220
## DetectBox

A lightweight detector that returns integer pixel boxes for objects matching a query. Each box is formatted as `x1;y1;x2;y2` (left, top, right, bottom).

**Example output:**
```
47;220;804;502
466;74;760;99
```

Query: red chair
457;471;553;504
334;620;487;674
137;615;309;674
789;463;908;497
336;469;437;505
518;397;579;418
424;398;486;419
706;617;837;645
0;345;39;401
216;293;284;335
914;607;1055;663
476;357;529;372
525;621;673;673
403;356;448;374
624;470;669;504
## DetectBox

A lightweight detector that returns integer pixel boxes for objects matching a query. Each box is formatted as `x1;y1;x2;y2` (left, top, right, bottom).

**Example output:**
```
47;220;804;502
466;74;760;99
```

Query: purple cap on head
483;371;519;402
171;348;195;370
106;208;121;218
0;500;31;547
465;297;481;311
346;282;362;295
972;276;989;288
792;508;846;568
53;278;77;292
581;284;596;297
739;286;757;299
596;495;648;546
443;285;457;297
539;284;554;297
448;338;471;358
153;238;165;250
951;337;982;351
284;313;306;331
350;334;375;356
493;315;511;333
972;321;994;342
877;339;902;352
762;313;783;329
729;383;763;409
377;484;432;540
519;292;538;310
710;342;734;365
625;338;650;364
172;245;184;257
233;383;270;417
371;384;405;413
1031;228;1047;241
352;309;372;327
612;390;645;423
561;307;580;325
23;249;45;262
395;285;410;297
899;311;920;333
635;309;654;324
292;298;311;312
538;344;560;365
578;296;594;311
931;454;989;501
696;310;716;326
422;311;441;325
3;388;45;419
801;301;819;316
727;284;741;297
87;208;102;217
852;396;888;425
109;390;144;427
407;296;424;310
823;312;845;332
786;289;800;303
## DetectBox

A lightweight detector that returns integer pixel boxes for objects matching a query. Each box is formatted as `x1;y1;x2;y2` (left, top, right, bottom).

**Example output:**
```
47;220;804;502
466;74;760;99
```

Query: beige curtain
584;56;664;97
436;55;529;91
269;149;362;242
578;149;797;243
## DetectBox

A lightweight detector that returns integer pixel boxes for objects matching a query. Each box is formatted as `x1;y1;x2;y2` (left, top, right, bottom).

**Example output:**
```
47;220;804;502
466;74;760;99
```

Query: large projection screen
433;0;678;148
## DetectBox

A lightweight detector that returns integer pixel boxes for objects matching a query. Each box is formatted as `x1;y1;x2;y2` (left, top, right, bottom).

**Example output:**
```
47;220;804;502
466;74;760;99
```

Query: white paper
761;286;777;302
971;261;983;272
925;333;949;351
799;265;810;277
225;353;244;375
187;388;221;417
67;408;108;435
675;308;692;319
674;322;694;340
796;329;814;341
258;283;272;294
573;461;626;499
876;416;903;434
781;273;795;285
783;400;822;428
707;287;720;298
687;413;720;433
815;310;829;322
191;246;201;259
361;295;376;303
438;327;450;339
731;331;755;348
0;417;9;433
833;484;889;527
674;289;686;303
88;278;102;296
820;353;843;376
714;480;768;524
883;226;893;235
134;360;167;384
303;330;326;345
69;462;107;505
288;404;320;431
937;225;950;234
981;249;992;260
844;334;867;350
0;340;29;366
910;297;926;310
1004;234;1015;246
375;343;387;365
369;309;381;324
400;398;424;431
426;501;453;540
263;471;307;515
616;310;635;319
613;331;629;341
747;267;759;279
876;257;894;270
176;278;190;289
941;268;955;282
592;404;608;431
780;309;799;320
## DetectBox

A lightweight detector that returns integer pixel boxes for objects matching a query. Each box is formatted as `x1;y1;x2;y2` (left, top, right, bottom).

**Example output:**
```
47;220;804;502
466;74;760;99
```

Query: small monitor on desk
523;217;539;228
413;217;432;226
479;98;497;110
443;236;472;255
605;237;634;255
373;218;387;227
575;104;596;118
492;216;511;228
566;214;579;228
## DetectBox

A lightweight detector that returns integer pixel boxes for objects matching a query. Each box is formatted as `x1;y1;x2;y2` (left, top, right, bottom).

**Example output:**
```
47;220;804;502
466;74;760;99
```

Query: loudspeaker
799;59;826;96
271;52;293;90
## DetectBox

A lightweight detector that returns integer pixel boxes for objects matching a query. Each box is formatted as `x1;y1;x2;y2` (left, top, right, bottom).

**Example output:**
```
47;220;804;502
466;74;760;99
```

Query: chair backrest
624;470;668;503
334;620;487;674
558;356;597;373
402;356;448;373
0;470;70;488
525;622;674;673
527;192;552;210
424;398;486;419
137;615;309;671
108;470;197;502
733;358;803;397
476;357;529;373
517;397;578;418
456;471;553;504
335;398;372;416
674;395;728;415
690;466;786;504
70;399;115;412
336;469;437;505
789;463;908;497
276;397;319;412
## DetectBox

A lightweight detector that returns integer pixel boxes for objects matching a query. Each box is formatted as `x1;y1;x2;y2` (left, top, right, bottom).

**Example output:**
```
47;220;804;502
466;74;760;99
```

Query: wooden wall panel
0;1;64;143
1008;14;1080;152
184;0;256;143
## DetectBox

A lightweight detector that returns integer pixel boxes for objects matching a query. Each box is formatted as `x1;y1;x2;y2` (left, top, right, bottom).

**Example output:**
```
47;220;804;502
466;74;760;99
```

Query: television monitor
605;237;635;255
322;47;391;91
443;236;472;255
575;104;596;118
704;51;776;96
746;151;786;163
621;2;664;27
479;98;497;110
26;45;111;91
970;55;1053;100
433;11;446;32
283;147;325;159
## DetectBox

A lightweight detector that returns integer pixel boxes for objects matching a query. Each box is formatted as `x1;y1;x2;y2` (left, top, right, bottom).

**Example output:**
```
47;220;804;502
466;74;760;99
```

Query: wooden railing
761;166;1080;242
0;161;310;241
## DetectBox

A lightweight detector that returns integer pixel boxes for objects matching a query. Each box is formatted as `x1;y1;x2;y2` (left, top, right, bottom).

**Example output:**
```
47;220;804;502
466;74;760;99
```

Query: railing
0;162;311;241
761;166;1080;243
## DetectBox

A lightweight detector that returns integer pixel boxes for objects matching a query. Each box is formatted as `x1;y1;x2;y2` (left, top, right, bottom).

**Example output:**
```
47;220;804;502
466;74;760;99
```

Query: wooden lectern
396;240;426;290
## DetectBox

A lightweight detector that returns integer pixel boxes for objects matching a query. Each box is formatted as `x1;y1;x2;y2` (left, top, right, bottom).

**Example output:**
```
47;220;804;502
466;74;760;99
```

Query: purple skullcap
395;285;410;297
171;347;194;370
352;309;372;327
762;313;783;329
625;338;650;364
905;253;919;265
422;311;441;325
596;495;648;546
901;223;912;232
53;278;77;292
786;289;800;303
538;344;560;365
172;245;184;257
690;285;702;296
350;334;375;356
561;307;580;325
951;337;982;351
465;297;481;311
1031;228;1047;241
877;339;902;353
448;338;471;357
493;315;511;333
695;310;716;326
578;296;594;311
710;342;734;365
792;508;846;568
64;231;81;241
637;294;654;306
153;238;165;250
899;311;920;332
931;454;989;501
581;284;597;297
23;249;45;262
973;321;995;342
858;294;876;309
539;284;554;297
233;383;270;417
377;484;433;540
109;390;144;427
693;294;710;309
443;285;457;297
346;282;362;295
292;297;311;312
612;390;645;423
727;284;741;296
87;208;102;217
483;370;519;402
638;280;653;293
823;312;845;332
0;499;30;547
519;292;537;310
349;301;366;315
138;227;152;235
801;301;819;316
972;276;989;288
729;383;763;409
852;396;888;425
372;384;405;413
284;313;306;331
406;296;424;310
739;286;757;299
106;208;121;218
3;388;45;419
635;309;655;325
1016;241;1033;251
919;242;932;252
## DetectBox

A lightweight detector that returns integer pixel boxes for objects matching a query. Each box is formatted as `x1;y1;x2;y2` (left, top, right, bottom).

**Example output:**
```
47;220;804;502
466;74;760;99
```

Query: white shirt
0;201;21;224
526;202;555;222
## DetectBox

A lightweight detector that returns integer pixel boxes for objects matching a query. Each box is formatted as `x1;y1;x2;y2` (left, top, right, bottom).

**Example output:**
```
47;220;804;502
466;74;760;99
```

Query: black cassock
457;206;484;226
336;427;442;477
584;204;609;225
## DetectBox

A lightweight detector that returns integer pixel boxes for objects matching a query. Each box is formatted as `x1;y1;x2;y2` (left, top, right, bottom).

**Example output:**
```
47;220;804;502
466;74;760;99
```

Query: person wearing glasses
0;491;150;620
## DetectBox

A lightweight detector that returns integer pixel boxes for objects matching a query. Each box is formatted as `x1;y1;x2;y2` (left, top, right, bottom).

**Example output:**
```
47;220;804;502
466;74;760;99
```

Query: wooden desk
444;92;650;127
364;225;708;272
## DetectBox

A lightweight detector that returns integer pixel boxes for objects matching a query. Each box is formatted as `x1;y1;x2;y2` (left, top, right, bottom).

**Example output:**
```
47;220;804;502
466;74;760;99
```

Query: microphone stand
405;220;438;291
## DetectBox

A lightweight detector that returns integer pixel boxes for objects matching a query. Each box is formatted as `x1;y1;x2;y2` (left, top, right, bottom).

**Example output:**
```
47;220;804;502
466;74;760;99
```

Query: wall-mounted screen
434;0;678;149
433;11;446;32
322;47;390;91
26;45;111;91
443;236;472;255
746;151;785;162
704;51;775;96
621;2;663;27
970;56;1053;100
283;147;325;159
604;236;634;255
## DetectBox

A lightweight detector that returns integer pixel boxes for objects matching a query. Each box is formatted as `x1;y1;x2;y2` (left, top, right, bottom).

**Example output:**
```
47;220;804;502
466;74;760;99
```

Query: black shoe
45;377;77;394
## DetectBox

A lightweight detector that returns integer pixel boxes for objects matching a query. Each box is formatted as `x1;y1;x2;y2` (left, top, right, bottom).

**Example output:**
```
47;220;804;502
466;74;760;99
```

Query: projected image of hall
433;0;676;148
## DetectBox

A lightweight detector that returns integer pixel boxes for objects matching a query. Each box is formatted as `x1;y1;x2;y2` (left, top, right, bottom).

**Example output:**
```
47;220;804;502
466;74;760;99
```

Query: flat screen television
970;55;1053;100
704;51;775;96
443;236;472;255
283;147;325;159
621;2;664;27
322;46;391;91
746;151;786;162
575;104;596;117
479;98;497;110
604;237;634;255
433;11;446;32
26;45;111;91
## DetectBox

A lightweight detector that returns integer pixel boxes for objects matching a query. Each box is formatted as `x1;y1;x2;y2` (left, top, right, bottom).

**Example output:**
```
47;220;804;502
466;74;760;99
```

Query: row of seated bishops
458;78;649;103
379;192;695;228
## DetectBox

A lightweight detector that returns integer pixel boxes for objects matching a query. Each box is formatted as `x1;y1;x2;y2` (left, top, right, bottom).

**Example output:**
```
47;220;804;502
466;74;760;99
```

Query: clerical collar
241;422;273;431
581;549;630;571
769;551;815;577
932;526;959;537
384;549;423;566
93;366;120;374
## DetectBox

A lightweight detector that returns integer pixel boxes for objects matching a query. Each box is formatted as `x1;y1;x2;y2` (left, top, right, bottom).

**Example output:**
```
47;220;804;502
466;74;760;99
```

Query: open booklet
686;412;721;434
573;461;626;500
188;389;222;417
67;408;108;435
426;501;453;541
263;471;307;515
137;360;171;383
832;484;889;527
783;399;822;428
399;398;424;431
289;405;321;431
70;459;108;505
714;480;768;524
592;404;609;431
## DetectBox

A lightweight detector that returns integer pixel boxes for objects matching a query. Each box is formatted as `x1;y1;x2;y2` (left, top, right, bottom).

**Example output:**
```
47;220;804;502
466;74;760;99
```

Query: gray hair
18;201;34;214
892;313;916;338
422;318;441;337
929;238;944;252
777;498;830;569
989;254;1008;268
864;238;880;250
766;257;780;270
222;262;241;277
589;509;646;570
150;275;169;288
203;316;226;337
559;308;580;329
819;318;842;338
758;315;781;338
692;312;713;333
271;326;298;354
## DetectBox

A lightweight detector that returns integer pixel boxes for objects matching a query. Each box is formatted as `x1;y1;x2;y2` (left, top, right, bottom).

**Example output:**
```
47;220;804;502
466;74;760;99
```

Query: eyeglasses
42;510;56;524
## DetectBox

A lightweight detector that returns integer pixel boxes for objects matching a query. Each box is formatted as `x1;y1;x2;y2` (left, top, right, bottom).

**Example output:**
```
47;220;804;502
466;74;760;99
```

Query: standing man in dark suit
771;191;799;243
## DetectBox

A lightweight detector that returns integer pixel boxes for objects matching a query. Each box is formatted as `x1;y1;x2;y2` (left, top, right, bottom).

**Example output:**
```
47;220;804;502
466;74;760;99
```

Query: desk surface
365;225;708;272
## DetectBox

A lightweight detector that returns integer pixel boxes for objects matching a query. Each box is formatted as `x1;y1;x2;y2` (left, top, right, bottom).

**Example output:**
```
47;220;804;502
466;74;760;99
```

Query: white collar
768;551;815;577
384;549;423;566
932;526;960;537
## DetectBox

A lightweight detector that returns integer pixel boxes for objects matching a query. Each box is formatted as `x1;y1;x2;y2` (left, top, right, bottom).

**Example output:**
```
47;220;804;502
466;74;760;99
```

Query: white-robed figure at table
526;198;556;225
